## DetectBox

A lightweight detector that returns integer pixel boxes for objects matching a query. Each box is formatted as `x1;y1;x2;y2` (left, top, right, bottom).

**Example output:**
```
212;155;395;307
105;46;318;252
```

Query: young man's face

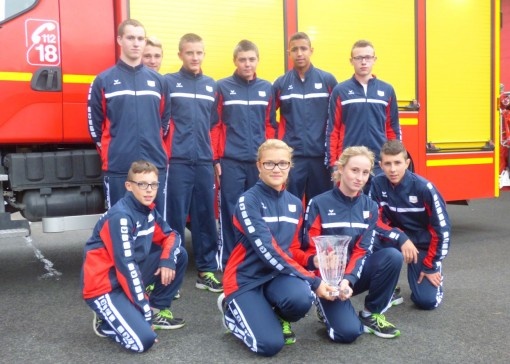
234;50;258;81
379;152;411;185
178;41;205;74
117;25;146;64
350;46;376;78
125;171;159;207
288;38;313;71
143;45;163;72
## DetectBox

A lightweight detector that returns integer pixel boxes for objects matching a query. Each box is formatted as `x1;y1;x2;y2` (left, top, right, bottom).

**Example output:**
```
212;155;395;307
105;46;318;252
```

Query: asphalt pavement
1;192;509;363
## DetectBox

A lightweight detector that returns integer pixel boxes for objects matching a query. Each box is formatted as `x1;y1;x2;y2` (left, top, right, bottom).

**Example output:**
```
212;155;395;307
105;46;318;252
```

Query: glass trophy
312;235;351;296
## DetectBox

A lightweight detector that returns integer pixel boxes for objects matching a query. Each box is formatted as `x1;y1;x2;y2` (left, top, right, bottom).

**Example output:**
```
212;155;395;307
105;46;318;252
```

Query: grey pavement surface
1;192;510;363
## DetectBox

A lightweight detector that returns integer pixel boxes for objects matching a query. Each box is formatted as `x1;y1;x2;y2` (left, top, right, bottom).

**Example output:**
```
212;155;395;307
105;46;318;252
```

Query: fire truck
0;0;502;236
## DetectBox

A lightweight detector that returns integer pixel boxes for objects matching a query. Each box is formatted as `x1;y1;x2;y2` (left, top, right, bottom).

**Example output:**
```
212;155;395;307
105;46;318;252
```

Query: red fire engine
0;0;503;236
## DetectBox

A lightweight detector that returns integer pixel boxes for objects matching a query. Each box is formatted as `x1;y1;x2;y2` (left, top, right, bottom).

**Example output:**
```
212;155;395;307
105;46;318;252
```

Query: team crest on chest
377;90;385;97
314;83;323;89
259;90;266;97
288;204;296;212
409;195;418;203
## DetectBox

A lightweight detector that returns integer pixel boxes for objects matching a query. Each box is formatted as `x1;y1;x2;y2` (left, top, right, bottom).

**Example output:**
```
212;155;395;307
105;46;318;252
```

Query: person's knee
328;326;362;343
255;337;284;357
411;292;441;310
124;329;157;353
279;294;313;321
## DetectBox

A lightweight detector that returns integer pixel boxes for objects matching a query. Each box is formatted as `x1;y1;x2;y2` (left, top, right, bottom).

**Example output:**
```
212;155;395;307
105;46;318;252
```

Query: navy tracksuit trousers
86;245;188;352
217;159;259;270
166;162;218;272
223;275;314;357
287;156;332;203
316;248;403;343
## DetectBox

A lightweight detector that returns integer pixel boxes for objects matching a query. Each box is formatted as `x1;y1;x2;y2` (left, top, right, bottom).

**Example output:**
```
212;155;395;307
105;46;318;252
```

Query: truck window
0;0;38;24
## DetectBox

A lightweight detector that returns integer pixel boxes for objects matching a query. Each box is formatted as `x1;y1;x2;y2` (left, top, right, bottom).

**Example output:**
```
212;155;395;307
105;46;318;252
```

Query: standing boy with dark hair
88;19;170;217
273;32;337;203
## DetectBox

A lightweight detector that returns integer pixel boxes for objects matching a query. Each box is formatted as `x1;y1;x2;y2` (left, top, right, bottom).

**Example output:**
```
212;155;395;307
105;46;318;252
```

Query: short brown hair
351;39;375;56
127;160;158;180
118;19;145;37
380;140;408;159
179;33;203;52
233;40;259;60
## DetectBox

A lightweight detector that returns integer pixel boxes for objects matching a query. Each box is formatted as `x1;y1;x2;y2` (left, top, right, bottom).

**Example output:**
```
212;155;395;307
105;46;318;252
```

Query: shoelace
158;309;174;319
146;283;155;295
372;313;395;328
203;272;220;284
280;319;292;334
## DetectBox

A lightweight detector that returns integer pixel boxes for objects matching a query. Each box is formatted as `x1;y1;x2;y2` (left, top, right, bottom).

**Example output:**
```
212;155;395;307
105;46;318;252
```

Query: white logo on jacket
314;83;323;89
206;85;213;92
176;83;183;88
288;204;296;212
409;196;418;203
363;210;370;219
113;80;121;85
230;90;236;95
259;91;266;97
377;90;385;97
327;209;336;216
147;80;156;87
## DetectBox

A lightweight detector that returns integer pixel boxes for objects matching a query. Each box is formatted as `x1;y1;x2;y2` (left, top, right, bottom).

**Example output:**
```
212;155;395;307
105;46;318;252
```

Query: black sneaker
390;287;404;306
153;308;185;330
196;272;223;293
315;301;326;324
359;312;400;339
216;292;230;332
278;317;296;345
92;312;107;338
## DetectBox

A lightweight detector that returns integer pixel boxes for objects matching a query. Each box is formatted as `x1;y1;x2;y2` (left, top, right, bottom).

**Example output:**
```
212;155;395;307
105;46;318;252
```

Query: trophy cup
312;235;351;296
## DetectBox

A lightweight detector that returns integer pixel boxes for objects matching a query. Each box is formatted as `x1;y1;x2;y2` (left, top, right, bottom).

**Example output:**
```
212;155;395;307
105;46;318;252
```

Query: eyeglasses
128;180;160;190
351;55;375;62
261;161;291;170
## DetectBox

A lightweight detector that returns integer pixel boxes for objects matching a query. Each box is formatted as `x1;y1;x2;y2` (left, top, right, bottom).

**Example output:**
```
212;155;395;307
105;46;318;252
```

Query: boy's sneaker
216;292;230;332
359;312;401;339
92;312;107;338
390;287;404;306
279;317;296;345
153;308;185;330
196;272;223;293
315;301;326;324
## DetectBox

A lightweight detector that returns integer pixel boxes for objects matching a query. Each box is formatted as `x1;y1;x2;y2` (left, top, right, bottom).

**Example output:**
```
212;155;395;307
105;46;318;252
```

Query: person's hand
315;281;338;301
154;267;175;286
401;239;419;264
338;279;352;301
214;163;222;188
418;271;442;287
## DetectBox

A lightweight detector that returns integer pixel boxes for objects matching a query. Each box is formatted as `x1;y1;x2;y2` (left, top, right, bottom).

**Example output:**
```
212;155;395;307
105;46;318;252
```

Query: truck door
0;0;64;143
